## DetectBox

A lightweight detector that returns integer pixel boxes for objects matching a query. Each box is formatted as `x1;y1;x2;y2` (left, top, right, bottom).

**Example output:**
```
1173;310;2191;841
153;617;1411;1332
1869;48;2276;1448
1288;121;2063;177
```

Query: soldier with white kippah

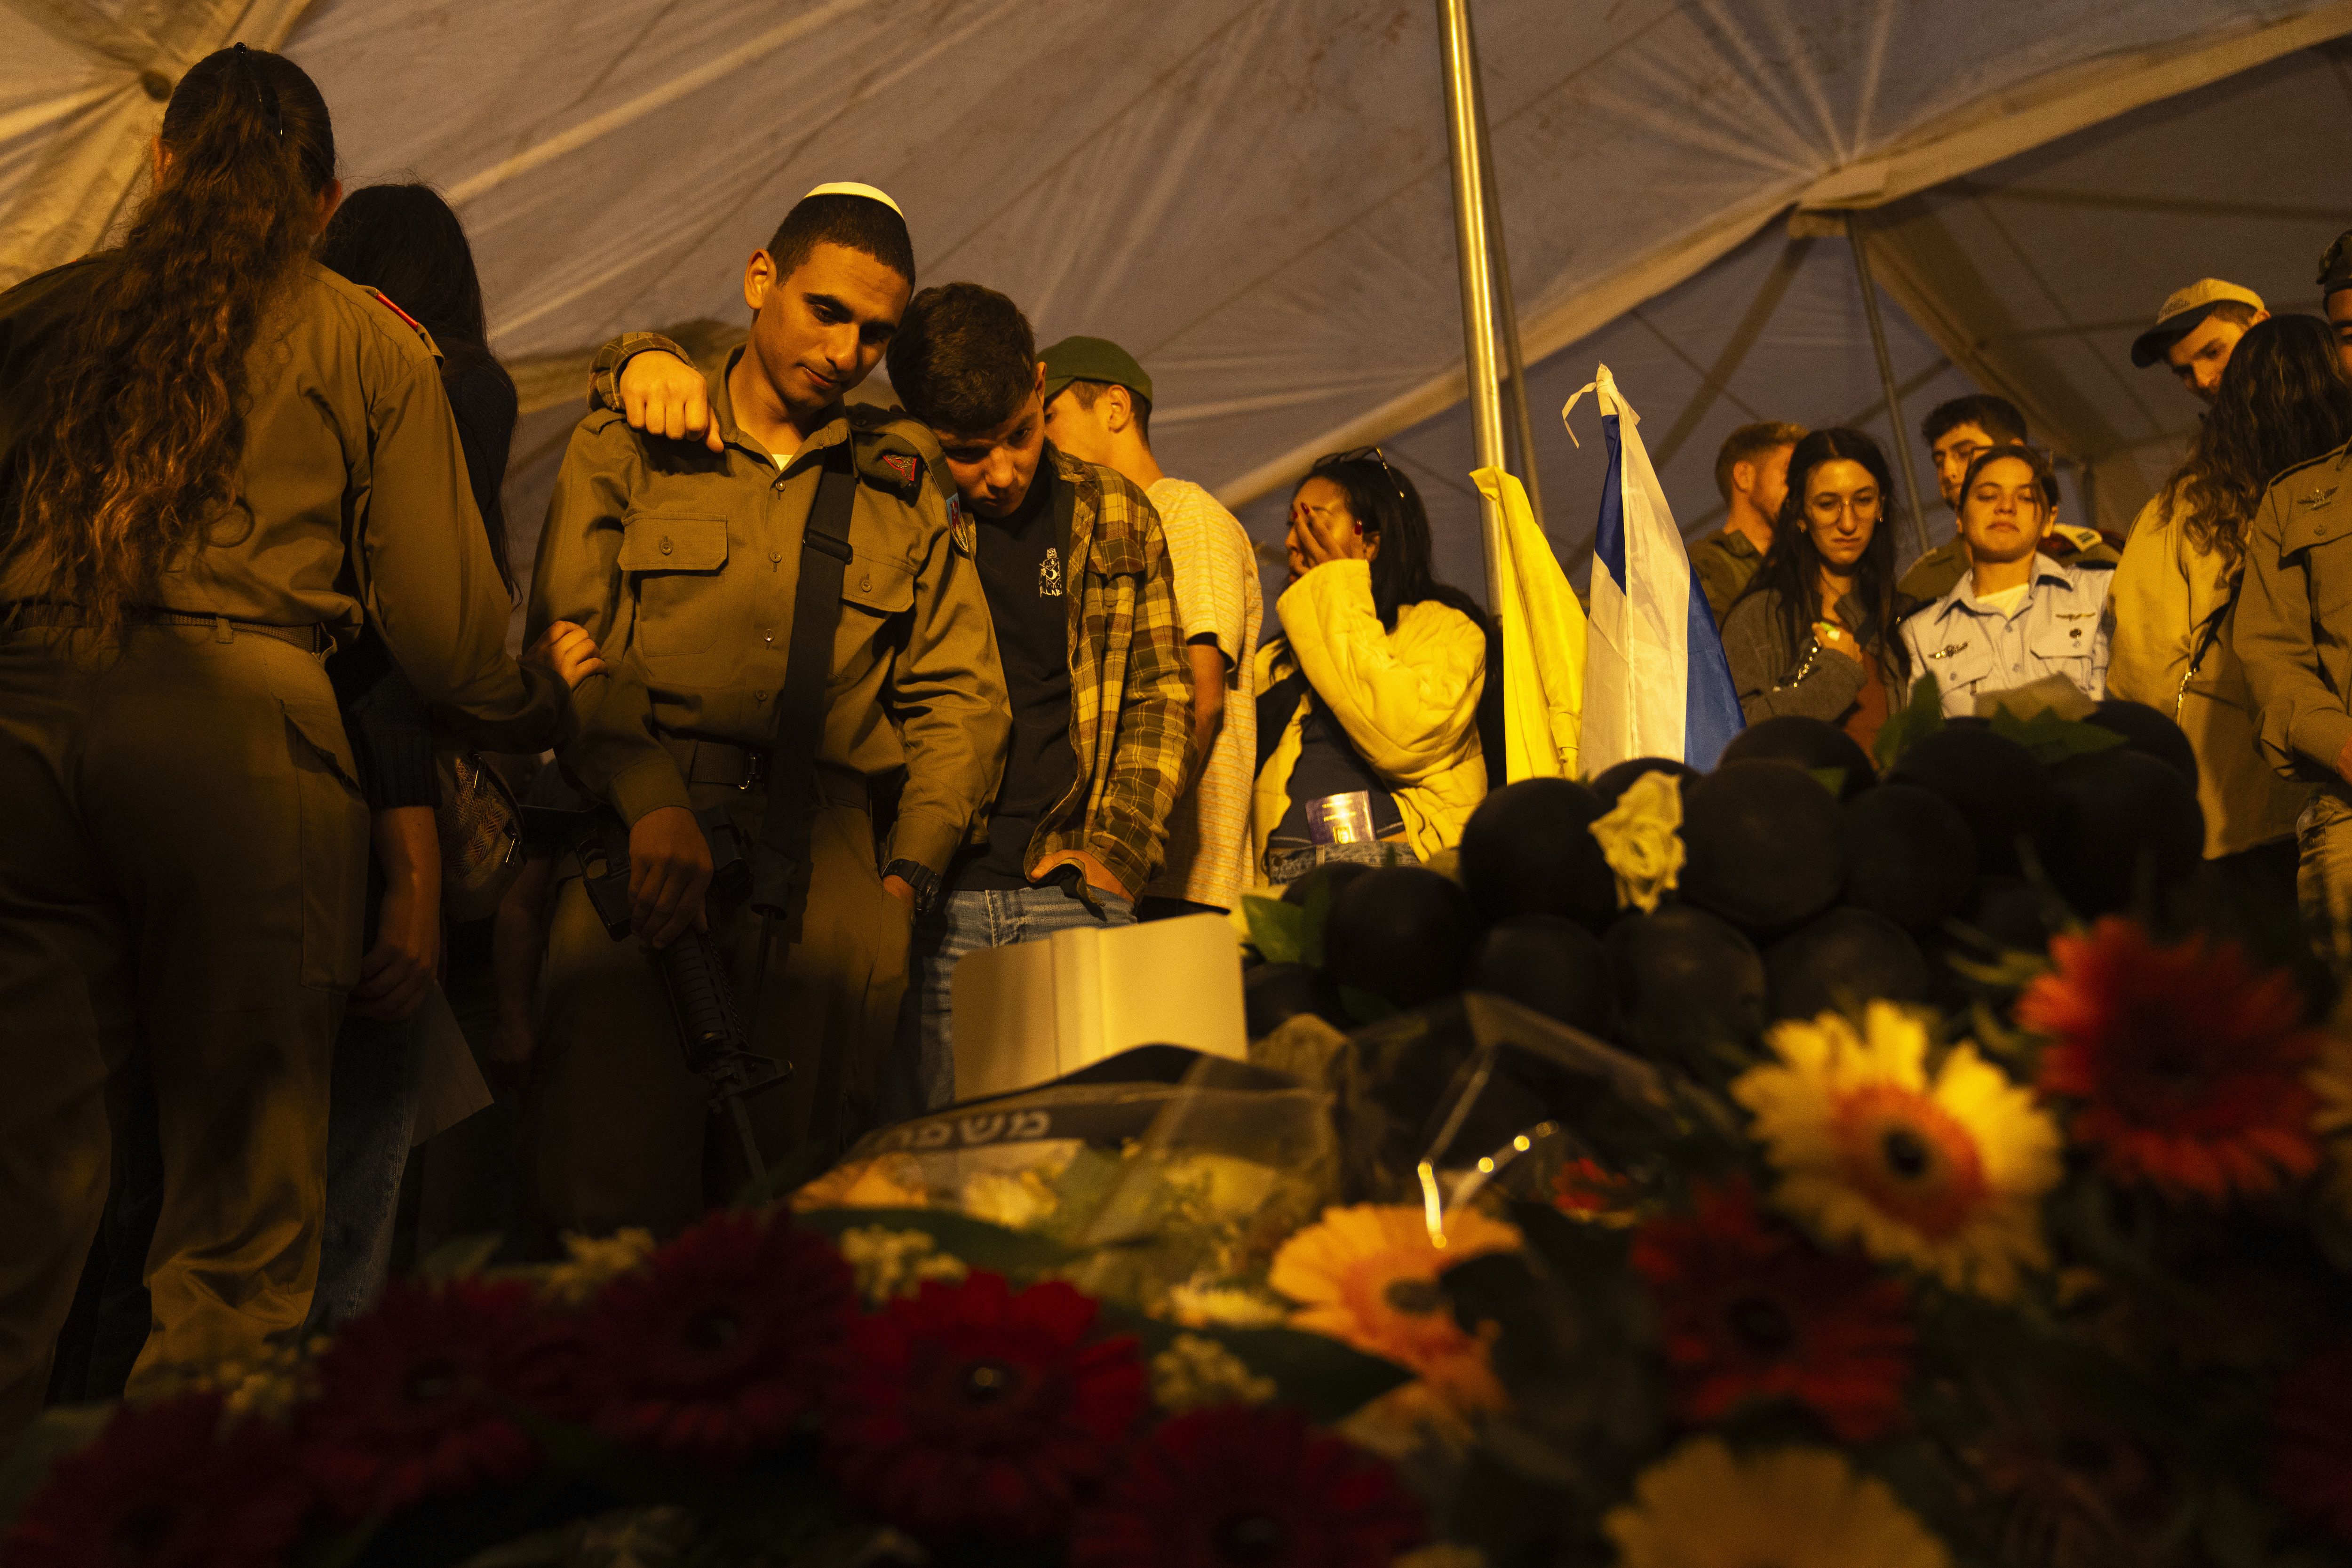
525;185;1009;1231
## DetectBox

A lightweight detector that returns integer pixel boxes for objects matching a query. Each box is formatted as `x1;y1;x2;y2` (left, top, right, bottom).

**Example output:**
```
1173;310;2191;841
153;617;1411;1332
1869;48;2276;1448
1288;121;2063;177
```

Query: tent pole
1845;212;1933;557
1466;18;1543;533
1438;0;1509;610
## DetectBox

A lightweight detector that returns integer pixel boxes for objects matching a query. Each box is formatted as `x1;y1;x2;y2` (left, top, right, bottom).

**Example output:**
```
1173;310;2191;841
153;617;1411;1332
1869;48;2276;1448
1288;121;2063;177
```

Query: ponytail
9;46;335;637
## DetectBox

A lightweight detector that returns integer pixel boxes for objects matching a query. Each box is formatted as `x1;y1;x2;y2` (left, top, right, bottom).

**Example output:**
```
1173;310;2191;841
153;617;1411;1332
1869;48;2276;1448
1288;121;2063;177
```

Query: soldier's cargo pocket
278;694;368;992
620;511;730;657
2282;508;2352;625
2032;621;2099;688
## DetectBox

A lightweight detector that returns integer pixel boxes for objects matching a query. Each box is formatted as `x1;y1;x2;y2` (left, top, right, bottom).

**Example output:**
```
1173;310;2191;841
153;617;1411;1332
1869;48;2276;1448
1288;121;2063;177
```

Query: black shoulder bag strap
751;438;860;928
2177;565;2245;724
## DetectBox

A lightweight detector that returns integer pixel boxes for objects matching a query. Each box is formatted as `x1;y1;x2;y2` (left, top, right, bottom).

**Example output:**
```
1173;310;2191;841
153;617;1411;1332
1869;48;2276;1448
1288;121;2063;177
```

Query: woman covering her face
1718;427;1914;755
1250;450;1493;884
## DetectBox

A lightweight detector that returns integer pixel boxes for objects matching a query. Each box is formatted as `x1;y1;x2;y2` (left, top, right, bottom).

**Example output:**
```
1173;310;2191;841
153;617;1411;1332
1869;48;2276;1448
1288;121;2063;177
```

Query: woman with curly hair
1720;428;1914;754
0;47;595;1441
2110;315;2352;897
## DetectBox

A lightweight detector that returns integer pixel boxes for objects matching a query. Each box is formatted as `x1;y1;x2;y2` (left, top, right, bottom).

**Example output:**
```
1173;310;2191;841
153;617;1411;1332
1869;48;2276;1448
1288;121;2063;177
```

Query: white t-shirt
1144;478;1263;911
1976;581;2031;616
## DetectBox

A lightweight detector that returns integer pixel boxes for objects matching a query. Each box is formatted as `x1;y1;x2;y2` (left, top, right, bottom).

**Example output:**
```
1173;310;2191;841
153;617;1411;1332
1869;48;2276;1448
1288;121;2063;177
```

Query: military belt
3;603;331;653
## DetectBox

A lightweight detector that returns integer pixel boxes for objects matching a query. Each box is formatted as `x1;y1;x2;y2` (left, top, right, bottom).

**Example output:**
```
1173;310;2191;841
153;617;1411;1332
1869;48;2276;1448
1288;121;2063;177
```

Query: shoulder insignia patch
367;288;425;335
363;287;440;359
947;492;975;556
879;452;920;488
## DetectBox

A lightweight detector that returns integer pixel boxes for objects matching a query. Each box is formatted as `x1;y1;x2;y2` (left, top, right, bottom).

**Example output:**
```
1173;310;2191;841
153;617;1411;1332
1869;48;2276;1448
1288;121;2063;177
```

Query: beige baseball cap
2130;278;2265;367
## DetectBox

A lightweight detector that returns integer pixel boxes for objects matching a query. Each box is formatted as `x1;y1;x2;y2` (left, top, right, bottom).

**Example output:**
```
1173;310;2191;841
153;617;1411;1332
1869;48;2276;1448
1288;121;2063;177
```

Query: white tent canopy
4;0;2348;618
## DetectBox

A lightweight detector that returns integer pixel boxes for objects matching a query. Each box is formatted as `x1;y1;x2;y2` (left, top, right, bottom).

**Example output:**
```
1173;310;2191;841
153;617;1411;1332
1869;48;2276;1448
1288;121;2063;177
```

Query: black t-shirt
952;448;1079;891
1270;691;1406;849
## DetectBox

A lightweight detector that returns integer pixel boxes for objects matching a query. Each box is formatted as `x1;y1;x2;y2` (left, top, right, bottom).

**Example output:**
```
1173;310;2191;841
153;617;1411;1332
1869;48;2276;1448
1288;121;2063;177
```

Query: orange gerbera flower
1267;1204;1521;1416
2019;918;2323;1204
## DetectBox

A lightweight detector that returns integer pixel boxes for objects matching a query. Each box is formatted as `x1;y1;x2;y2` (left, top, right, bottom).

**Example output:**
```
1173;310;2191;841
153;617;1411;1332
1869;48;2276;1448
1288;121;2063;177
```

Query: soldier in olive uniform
525;187;1007;1237
2239;440;2352;968
0;50;586;1442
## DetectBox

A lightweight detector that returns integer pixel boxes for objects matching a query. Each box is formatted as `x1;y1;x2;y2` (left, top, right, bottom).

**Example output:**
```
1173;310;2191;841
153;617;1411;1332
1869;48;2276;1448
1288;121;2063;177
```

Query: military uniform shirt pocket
842;552;915;617
2281;507;2352;624
618;510;729;658
2032;620;2096;674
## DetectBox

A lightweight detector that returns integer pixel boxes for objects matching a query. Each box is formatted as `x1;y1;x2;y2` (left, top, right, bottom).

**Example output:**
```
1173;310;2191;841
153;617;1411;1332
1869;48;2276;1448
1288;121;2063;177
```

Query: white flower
1589;769;1685;914
960;1168;1059;1230
837;1226;969;1305
1166;1275;1290;1329
1151;1332;1278;1413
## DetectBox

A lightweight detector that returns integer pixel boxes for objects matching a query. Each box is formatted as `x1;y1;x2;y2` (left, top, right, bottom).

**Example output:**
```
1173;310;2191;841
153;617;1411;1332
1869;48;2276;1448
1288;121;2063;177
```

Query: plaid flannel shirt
1021;446;1196;898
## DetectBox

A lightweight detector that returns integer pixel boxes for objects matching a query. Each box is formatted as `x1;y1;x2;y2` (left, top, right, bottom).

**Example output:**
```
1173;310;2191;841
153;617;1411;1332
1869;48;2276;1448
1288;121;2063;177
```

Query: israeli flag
1565;365;1744;773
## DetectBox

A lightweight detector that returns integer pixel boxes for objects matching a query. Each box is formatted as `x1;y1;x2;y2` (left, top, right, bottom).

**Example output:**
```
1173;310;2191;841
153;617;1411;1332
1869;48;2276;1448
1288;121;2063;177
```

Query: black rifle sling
751;438;860;922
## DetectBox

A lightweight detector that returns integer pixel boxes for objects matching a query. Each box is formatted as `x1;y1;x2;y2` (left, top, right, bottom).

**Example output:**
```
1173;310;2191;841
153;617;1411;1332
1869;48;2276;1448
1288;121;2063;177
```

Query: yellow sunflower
1605;1436;1950;1568
1733;1002;2060;1301
1267;1203;1521;1414
2312;1030;2352;1217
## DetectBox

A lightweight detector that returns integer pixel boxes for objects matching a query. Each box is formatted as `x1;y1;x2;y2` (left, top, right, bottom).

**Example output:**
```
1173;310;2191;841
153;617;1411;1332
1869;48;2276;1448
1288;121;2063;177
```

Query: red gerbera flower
1070;1405;1424;1568
2270;1337;2352;1541
824;1269;1148;1542
1630;1177;1915;1442
2019;918;2323;1204
1;1392;309;1568
579;1209;857;1466
300;1275;567;1521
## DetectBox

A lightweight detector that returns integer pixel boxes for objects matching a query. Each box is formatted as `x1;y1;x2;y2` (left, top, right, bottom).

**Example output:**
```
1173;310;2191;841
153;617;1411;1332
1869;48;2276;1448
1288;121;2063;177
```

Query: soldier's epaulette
849;406;955;503
363;287;441;360
2272;443;2348;488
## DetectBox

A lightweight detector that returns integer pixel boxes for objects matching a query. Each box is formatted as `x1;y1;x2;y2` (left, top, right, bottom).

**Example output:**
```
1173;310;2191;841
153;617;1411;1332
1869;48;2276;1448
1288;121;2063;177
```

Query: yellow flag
1474;467;1586;780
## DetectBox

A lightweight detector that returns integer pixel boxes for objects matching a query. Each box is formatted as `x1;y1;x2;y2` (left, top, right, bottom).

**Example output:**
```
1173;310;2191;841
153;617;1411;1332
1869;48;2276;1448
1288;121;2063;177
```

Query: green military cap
1039;335;1153;409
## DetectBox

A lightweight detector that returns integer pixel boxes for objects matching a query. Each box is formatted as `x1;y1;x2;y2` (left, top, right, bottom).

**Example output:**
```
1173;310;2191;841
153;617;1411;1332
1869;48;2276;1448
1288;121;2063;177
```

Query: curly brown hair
2161;315;2352;573
9;47;334;638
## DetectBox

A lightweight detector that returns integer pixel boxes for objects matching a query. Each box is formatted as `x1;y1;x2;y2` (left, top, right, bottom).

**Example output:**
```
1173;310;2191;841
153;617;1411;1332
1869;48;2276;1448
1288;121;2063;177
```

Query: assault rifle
523;804;787;1178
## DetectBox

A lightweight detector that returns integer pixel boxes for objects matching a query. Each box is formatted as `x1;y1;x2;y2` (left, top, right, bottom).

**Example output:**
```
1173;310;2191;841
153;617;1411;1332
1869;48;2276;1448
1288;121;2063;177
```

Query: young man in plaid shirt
596;282;1193;1112
881;283;1193;1108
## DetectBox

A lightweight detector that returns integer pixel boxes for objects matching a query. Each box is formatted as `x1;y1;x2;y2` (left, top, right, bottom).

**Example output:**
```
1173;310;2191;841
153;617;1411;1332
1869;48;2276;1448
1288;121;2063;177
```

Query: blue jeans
885;883;1135;1120
303;997;430;1333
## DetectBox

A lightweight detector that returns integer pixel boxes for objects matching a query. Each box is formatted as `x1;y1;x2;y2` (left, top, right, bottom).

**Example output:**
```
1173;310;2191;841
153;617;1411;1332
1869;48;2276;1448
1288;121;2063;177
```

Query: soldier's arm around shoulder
587;330;725;452
857;412;1009;882
349;292;571;752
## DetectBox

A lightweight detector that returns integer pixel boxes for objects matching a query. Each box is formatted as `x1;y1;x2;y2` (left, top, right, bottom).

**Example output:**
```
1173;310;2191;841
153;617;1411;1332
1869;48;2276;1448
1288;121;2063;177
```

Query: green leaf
1297;869;1334;970
1336;985;1398;1026
1804;766;1846;799
1242;894;1308;966
413;1232;503;1282
289;1522;381;1568
1874;669;1945;770
0;1404;110;1535
1099;1305;1412;1423
793;1207;1080;1276
1988;703;2129;770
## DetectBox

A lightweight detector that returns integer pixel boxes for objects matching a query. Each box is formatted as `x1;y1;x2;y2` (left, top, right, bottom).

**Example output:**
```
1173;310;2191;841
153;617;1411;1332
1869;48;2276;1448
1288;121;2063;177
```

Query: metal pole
1844;212;1932;557
1438;0;1508;611
1466;19;1543;533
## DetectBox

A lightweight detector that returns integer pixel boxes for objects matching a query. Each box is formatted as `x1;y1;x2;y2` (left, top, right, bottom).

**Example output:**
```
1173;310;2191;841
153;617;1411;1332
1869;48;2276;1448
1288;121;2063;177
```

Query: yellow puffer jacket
1251;560;1488;875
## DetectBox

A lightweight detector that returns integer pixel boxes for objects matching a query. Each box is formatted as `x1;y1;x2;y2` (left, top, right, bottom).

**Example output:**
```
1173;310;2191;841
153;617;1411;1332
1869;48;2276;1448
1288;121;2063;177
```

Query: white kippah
801;182;904;218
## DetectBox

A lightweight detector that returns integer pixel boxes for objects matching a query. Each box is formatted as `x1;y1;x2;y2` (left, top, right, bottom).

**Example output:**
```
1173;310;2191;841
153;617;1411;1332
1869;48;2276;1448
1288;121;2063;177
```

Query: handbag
434;744;524;921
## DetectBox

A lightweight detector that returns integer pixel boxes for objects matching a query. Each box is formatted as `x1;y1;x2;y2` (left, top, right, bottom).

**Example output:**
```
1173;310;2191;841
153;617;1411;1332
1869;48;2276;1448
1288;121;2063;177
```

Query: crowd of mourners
1;45;2349;1457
